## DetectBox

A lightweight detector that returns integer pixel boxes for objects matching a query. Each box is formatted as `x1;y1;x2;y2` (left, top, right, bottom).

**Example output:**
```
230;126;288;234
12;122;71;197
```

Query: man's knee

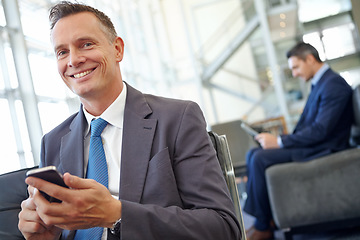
246;147;261;164
247;148;268;170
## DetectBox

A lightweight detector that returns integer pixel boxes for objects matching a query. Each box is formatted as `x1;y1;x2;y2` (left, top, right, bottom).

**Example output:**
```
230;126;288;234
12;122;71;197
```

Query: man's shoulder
144;93;193;106
321;68;352;92
145;93;202;114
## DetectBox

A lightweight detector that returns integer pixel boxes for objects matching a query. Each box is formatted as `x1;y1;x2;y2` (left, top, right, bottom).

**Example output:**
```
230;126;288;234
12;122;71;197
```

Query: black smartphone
26;166;68;203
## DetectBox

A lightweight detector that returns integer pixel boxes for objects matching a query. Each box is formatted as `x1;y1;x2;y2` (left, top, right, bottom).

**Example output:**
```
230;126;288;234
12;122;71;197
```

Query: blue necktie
74;118;108;240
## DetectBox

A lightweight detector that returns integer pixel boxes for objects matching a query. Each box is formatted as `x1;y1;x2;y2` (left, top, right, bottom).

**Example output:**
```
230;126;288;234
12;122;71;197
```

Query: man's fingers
21;196;37;211
26;177;69;203
63;173;99;190
19;199;49;235
28;185;35;198
254;133;264;141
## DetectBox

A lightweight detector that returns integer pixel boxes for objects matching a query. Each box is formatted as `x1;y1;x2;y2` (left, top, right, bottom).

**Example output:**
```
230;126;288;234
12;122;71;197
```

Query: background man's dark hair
49;1;117;42
286;42;322;63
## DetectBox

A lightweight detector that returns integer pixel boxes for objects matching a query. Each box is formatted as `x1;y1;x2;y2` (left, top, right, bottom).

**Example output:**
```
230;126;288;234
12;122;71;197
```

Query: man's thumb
63;173;91;189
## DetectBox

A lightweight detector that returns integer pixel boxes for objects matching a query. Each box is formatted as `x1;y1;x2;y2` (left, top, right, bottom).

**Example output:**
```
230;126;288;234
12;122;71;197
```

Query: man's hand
19;173;122;238
18;186;62;240
255;133;280;149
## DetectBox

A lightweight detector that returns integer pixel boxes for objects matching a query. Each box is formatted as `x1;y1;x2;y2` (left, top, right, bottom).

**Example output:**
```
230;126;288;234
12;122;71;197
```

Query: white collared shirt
82;84;126;239
311;63;329;87
83;83;126;198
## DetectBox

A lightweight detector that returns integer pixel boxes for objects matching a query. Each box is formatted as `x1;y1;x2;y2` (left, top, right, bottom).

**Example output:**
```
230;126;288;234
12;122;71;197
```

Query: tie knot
91;118;108;137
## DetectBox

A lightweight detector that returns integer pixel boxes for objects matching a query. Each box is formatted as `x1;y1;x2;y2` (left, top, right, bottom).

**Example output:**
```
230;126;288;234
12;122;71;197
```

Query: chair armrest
265;148;360;229
0;167;37;239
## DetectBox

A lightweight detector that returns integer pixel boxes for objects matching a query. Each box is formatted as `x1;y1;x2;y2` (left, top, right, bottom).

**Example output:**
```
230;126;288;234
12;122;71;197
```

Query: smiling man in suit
17;2;241;240
244;42;353;240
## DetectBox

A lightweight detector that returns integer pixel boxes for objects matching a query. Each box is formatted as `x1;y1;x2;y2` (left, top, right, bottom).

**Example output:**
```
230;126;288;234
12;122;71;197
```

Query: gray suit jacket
40;83;241;240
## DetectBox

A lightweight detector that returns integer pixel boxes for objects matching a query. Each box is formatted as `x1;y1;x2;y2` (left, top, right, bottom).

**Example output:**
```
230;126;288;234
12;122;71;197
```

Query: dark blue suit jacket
40;83;241;240
280;68;353;161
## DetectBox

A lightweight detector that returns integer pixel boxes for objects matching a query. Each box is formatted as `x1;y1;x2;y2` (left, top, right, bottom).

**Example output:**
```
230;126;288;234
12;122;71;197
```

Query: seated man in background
244;42;353;240
18;1;241;240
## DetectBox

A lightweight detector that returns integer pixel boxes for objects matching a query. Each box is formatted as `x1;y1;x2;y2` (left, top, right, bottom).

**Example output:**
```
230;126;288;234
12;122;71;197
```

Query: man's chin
72;88;93;99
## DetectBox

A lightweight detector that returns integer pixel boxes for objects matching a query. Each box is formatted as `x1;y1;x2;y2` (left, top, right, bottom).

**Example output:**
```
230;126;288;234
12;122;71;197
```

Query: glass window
4;46;19;89
19;0;51;47
0;65;4;90
303;23;357;61
0;4;5;27
38;101;71;134
322;23;357;60
303;32;326;61
15;100;34;168
28;53;69;98
0;99;21;174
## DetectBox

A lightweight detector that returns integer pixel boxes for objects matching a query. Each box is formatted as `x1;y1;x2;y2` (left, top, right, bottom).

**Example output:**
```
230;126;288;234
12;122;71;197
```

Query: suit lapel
294;70;329;133
120;83;157;203
58;83;156;203
59;109;86;178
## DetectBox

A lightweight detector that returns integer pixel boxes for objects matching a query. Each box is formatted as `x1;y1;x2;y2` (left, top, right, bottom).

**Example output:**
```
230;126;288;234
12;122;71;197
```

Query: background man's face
288;55;314;82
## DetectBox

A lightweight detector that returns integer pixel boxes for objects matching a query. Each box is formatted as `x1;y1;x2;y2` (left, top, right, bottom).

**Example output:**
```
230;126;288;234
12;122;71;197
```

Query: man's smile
71;68;95;79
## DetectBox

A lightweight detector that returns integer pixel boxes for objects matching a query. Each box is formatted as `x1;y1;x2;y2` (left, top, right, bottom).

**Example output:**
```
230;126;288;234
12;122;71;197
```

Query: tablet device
240;122;259;138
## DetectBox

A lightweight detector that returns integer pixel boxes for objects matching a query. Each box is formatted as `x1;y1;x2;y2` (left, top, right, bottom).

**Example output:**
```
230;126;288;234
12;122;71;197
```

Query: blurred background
0;0;359;174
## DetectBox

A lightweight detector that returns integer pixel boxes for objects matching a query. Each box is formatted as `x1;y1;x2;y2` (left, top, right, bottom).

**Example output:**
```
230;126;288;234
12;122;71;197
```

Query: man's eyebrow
53;37;97;52
54;44;66;53
77;37;96;42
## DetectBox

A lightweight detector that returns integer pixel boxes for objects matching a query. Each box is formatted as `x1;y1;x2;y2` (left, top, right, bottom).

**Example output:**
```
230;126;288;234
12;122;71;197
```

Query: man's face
51;12;124;100
288;55;314;82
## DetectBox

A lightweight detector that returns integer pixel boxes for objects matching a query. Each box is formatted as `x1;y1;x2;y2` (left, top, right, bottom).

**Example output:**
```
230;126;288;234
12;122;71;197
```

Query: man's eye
57;50;67;58
83;42;93;47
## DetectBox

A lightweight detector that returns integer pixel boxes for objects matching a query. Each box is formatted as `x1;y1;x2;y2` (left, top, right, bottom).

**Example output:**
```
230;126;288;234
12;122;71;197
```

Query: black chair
0;166;37;239
208;131;246;240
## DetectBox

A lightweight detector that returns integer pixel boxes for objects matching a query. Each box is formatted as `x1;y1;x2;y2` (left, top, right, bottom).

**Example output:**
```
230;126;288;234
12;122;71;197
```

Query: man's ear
114;37;124;62
305;54;316;64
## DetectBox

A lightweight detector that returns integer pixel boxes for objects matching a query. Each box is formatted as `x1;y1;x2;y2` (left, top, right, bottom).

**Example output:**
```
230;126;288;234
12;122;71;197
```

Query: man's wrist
108;199;122;234
110;217;121;235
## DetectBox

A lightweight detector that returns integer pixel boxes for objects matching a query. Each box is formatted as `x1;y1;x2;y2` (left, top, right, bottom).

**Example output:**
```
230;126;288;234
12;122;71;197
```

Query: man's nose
68;50;85;67
292;70;298;78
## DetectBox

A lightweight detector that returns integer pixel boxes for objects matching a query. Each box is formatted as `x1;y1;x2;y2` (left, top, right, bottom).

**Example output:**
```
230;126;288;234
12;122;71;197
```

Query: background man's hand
255;133;280;149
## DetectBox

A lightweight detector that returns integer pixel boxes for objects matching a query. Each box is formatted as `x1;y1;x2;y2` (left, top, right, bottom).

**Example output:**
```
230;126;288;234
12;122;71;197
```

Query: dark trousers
243;147;293;230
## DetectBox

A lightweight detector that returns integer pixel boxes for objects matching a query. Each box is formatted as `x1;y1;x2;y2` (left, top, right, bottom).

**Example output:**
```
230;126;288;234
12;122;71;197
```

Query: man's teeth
73;70;92;78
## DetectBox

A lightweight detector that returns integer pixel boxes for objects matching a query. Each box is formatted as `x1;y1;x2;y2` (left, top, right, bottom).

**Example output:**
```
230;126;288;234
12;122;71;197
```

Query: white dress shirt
82;83;127;239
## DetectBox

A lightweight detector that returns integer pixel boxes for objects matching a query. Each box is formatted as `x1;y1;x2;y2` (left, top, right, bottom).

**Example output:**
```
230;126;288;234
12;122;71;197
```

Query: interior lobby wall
160;0;265;125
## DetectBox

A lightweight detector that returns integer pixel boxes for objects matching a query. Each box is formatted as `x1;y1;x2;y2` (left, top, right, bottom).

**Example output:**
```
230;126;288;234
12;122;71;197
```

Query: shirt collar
83;83;127;135
311;63;329;86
